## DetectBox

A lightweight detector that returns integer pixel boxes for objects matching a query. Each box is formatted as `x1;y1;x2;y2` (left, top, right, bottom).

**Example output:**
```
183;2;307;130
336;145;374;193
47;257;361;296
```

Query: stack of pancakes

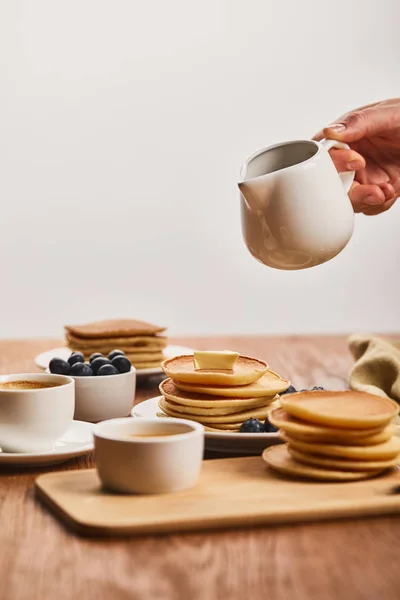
158;354;290;432
65;319;167;370
263;390;400;481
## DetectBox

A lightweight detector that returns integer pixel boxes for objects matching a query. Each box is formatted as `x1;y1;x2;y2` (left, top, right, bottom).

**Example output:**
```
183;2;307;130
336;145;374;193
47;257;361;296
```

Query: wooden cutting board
36;457;400;537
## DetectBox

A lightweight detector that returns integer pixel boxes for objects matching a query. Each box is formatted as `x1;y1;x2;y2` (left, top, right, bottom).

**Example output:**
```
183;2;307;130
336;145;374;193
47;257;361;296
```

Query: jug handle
320;138;355;194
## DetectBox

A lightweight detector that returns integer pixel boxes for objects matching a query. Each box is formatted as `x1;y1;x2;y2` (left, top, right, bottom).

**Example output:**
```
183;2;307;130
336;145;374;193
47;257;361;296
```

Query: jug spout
238;179;267;212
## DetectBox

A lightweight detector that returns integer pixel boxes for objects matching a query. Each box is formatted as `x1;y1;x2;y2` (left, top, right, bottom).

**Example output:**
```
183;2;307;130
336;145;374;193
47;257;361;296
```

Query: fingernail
347;160;362;170
365;195;381;205
327;123;346;132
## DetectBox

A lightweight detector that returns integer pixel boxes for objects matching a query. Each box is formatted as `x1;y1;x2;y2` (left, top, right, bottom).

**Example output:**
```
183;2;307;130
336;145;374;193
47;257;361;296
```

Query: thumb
323;103;399;143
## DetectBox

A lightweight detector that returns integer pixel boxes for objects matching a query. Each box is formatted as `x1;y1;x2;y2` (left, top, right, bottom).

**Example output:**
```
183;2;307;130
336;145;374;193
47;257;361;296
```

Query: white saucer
132;397;280;455
0;420;94;466
35;345;195;378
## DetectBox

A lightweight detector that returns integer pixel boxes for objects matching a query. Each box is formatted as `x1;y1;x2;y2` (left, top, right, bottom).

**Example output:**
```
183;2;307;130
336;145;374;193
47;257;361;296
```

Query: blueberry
70;362;93;377
89;352;104;363
68;352;85;366
281;385;297;395
49;357;71;375
312;386;325;391
108;349;125;360
264;418;278;433
239;418;265;433
111;355;132;374
90;357;111;374
97;364;119;376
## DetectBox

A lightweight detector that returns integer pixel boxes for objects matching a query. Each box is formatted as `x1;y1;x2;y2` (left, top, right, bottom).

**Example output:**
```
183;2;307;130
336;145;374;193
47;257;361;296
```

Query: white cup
0;373;74;453
239;139;355;270
94;417;204;494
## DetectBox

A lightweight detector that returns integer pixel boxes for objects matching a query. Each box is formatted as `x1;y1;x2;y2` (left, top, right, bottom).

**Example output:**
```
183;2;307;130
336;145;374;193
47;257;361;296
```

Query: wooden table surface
0;335;399;600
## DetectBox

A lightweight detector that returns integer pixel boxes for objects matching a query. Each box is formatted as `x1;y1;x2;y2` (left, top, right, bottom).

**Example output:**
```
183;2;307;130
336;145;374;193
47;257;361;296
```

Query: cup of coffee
0;373;75;453
239;138;355;270
93;418;204;494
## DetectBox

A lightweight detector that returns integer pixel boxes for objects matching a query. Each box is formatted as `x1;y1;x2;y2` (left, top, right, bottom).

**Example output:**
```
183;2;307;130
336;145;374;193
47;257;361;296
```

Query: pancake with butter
281;431;400;460
158;396;272;424
269;407;392;444
262;445;380;482
160;396;272;417
174;370;290;398
160;379;276;409
288;447;400;472
155;413;240;431
158;350;288;433
280;390;399;429
162;354;268;386
203;425;240;432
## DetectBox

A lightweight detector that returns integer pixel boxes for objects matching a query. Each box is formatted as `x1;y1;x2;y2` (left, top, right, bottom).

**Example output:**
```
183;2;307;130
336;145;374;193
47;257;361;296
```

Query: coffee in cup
0;374;75;453
0;380;61;391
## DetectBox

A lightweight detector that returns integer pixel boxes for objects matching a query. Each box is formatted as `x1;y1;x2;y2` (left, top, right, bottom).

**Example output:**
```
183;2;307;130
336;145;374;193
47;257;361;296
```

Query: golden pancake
262;445;381;481
132;361;162;369
188;421;241;430
67;336;167;350
158;397;272;424
68;342;167;354
67;332;166;343
280;390;399;429
281;431;400;460
75;344;166;354
160;396;270;417
162;355;268;385
156;412;240;430
203;425;240;432
65;319;166;338
283;424;395;446
112;347;164;355
174;370;290;398
288;447;400;472
269;407;391;444
79;351;164;363
160;379;276;409
114;352;164;362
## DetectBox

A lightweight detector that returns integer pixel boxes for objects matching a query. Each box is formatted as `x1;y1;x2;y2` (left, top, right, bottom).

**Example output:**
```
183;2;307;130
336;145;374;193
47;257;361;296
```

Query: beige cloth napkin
348;333;400;403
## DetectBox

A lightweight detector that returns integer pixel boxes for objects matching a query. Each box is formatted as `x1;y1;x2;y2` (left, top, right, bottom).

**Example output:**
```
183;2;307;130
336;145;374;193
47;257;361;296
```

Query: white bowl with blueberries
49;350;136;423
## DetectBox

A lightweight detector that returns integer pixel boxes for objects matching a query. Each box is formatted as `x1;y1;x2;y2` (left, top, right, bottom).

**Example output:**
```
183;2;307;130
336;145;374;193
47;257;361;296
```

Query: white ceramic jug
239;139;355;270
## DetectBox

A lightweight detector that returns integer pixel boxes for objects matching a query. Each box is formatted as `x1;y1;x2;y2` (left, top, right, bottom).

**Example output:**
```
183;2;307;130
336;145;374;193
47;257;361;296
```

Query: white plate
35;345;195;378
35;347;71;368
0;420;93;466
132;397;280;455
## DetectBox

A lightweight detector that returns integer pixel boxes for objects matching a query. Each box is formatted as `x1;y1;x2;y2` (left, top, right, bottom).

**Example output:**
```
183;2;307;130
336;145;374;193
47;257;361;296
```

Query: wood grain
1;336;400;600
36;459;400;536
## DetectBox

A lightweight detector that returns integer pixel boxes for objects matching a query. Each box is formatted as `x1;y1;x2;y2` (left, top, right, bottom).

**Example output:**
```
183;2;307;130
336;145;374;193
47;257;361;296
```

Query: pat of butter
193;351;239;370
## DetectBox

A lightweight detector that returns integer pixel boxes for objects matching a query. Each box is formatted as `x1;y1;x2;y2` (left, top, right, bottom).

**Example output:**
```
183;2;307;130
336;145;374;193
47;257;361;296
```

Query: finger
328;148;365;172
363;195;398;216
313;102;382;140
390;177;400;194
379;182;396;201
321;103;400;143
349;182;386;213
313;130;324;141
